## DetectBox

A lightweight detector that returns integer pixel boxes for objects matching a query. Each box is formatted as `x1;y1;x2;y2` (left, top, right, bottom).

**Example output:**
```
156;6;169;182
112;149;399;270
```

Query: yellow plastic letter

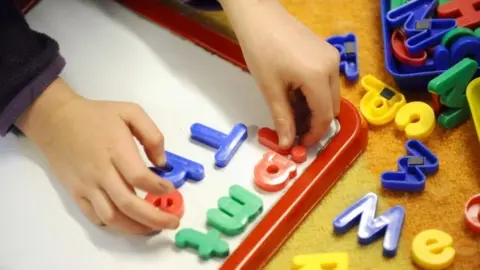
395;101;435;140
360;74;406;125
292;252;348;270
412;229;455;270
466;78;480;142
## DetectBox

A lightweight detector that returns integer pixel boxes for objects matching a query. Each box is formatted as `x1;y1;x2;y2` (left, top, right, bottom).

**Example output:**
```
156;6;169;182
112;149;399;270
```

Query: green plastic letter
207;185;263;236
428;58;478;109
175;228;229;260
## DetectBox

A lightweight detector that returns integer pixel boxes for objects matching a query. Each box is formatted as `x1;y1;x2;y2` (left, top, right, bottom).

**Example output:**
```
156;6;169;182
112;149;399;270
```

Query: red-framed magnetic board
116;0;368;268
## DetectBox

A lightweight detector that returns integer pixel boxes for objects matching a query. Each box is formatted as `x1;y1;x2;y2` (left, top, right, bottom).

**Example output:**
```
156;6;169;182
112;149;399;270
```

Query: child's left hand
221;0;341;149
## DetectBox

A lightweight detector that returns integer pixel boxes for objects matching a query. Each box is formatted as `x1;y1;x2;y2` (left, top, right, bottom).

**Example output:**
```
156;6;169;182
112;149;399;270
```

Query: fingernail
145;230;161;237
157;154;167;166
160;184;173;194
280;135;290;148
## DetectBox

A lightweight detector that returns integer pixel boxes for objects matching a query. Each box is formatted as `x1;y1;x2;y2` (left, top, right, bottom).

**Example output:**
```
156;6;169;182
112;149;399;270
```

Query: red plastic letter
291;145;307;164
257;127;290;155
391;29;427;67
254;151;297;192
438;0;480;29
431;93;443;115
258;127;308;163
145;189;184;218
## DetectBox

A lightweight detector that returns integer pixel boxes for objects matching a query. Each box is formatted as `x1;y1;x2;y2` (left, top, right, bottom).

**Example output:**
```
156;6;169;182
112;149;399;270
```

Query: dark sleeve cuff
0;54;65;136
179;0;222;11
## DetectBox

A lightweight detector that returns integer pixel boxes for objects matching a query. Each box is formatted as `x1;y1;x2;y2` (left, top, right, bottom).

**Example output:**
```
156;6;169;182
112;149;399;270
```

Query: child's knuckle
126;102;144;114
131;172;149;186
103;210;119;224
117;197;134;211
320;110;334;125
71;188;85;200
149;132;164;147
307;64;327;76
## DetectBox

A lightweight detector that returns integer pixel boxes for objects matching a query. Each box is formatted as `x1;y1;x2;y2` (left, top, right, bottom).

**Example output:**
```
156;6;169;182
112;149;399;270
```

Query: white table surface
0;1;338;269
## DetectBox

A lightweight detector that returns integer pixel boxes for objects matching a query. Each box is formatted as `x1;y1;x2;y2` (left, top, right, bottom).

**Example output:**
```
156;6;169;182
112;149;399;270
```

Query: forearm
0;0;65;136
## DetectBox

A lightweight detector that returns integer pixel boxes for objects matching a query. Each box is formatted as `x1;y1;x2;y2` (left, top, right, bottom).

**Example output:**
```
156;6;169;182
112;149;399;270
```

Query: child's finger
88;188;153;235
76;196;104;226
288;89;311;137
117;102;167;167
101;168;179;230
112;141;174;196
329;72;341;116
262;82;295;149
300;77;334;146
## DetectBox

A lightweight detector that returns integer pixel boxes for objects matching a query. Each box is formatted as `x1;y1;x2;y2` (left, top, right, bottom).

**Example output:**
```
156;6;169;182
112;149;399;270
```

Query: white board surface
0;1;339;269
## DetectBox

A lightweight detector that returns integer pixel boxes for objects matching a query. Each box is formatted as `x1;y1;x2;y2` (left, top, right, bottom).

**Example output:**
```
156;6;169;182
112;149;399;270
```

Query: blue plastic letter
405;139;439;174
333;192;405;258
150;151;205;188
381;139;439;192
386;0;457;54
190;123;248;168
450;36;480;65
432;44;451;70
399;44;451;73
327;33;359;82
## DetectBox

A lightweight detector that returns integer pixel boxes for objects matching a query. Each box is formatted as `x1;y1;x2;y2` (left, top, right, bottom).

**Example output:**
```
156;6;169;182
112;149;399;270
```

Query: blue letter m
333;192;405;257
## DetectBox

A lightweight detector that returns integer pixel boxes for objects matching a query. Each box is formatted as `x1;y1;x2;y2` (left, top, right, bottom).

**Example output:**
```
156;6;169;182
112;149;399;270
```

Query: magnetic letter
360;75;406;125
257;127;291;155
412;229;455;269
381;139;439;192
292;252;348;270
175;228;229;260
254;151;297;192
207;185;263;236
395;101;436;140
438;0;480;29
333;192;405;257
144;189;184;218
150;151;205;188
428;58;478;108
190;123;248;168
386;0;457;54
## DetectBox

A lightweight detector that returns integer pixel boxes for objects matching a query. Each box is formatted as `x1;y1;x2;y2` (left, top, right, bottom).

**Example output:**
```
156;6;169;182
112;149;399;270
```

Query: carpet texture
165;0;480;269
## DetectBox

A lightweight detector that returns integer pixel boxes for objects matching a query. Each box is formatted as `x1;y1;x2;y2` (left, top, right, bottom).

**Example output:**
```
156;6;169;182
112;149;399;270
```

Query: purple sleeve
0;55;65;136
180;0;222;11
0;0;65;136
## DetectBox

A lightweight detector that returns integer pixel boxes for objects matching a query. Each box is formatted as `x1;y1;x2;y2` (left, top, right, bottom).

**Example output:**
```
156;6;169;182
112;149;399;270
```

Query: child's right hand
220;0;341;149
15;78;179;235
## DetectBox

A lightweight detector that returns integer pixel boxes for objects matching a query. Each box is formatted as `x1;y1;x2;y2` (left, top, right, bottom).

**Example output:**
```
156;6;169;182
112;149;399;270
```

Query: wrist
15;78;82;145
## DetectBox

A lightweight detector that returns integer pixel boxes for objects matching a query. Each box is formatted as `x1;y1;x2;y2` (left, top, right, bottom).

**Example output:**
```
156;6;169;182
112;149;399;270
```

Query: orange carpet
164;0;480;269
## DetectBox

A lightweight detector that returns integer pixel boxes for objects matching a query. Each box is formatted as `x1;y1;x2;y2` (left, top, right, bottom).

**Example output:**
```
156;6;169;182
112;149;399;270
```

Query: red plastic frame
19;0;40;14
222;99;367;269
116;0;248;71
116;1;368;268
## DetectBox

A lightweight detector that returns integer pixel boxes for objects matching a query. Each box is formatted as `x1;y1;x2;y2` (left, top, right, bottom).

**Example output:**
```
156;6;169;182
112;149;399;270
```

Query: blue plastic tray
380;0;480;92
